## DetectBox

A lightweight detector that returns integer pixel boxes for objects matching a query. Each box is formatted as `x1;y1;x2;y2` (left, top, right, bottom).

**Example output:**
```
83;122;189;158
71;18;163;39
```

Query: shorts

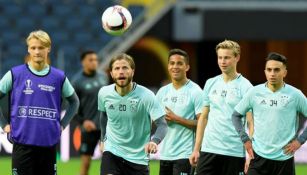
80;130;101;155
100;151;149;175
196;152;245;175
159;159;192;175
12;143;57;175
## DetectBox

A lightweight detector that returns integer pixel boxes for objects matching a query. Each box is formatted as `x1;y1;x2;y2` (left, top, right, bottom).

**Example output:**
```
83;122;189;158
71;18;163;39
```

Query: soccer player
232;52;307;175
98;53;168;175
0;30;79;175
71;50;108;175
156;49;203;175
189;40;254;175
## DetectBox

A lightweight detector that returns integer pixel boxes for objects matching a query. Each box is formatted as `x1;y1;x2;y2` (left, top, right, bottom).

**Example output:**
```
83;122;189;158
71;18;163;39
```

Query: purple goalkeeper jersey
10;64;65;146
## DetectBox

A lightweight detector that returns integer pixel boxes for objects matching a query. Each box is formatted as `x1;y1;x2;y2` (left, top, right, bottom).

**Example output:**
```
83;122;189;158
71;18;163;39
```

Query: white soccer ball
101;5;132;36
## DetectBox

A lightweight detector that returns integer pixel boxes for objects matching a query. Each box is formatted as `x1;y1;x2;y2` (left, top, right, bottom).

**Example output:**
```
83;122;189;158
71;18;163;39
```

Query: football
101;5;132;36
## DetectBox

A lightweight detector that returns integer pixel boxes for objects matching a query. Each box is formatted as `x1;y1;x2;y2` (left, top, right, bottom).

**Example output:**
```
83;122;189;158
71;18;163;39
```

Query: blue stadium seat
2;4;23;17
52;5;74;16
73;32;94;45
15;17;37;31
128;5;145;19
0;31;22;43
78;5;98;18
41;16;62;31
26;4;47;17
64;17;84;30
51;31;70;44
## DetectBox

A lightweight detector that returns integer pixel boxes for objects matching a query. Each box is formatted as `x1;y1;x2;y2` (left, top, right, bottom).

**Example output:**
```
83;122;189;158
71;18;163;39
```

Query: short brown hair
109;53;135;70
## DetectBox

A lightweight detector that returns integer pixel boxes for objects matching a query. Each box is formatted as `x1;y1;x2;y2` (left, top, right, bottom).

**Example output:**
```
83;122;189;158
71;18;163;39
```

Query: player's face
217;49;239;74
27;38;50;64
110;59;134;88
265;60;287;86
168;54;189;81
82;53;98;72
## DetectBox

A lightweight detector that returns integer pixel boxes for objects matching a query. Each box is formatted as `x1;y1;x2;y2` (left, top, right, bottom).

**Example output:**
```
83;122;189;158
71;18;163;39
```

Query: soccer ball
101;5;132;36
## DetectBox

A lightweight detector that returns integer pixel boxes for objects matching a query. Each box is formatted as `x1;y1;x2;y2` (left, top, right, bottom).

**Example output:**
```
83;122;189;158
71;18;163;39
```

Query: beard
113;76;133;88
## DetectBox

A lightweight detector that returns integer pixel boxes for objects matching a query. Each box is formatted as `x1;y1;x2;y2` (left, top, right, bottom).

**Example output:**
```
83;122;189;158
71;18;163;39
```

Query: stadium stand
0;0;145;77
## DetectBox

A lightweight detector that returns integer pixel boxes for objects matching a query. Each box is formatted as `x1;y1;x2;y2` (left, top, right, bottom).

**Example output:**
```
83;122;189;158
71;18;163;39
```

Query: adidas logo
108;104;115;110
260;99;266;105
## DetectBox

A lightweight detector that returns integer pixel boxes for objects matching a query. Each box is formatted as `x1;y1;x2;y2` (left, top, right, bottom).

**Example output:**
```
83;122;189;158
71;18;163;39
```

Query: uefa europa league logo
25;79;32;89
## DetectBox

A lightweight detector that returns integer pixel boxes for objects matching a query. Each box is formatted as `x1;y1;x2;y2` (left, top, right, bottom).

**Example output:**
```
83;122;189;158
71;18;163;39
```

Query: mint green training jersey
0;64;74;97
202;74;253;157
235;83;307;160
156;80;203;160
98;83;165;165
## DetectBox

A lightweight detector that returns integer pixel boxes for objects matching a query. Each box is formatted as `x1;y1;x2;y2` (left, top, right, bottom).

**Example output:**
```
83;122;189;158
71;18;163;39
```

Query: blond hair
215;40;240;57
26;30;51;48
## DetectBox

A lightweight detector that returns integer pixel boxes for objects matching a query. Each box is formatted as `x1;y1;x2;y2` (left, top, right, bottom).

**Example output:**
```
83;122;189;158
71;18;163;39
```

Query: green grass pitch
0;157;306;175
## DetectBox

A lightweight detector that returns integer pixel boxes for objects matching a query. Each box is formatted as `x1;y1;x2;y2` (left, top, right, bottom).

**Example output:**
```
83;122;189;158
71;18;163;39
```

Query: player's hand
165;107;178;122
99;142;104;153
3;124;10;133
283;139;301;155
144;141;158;154
189;151;200;167
83;120;96;132
244;140;254;159
244;157;251;174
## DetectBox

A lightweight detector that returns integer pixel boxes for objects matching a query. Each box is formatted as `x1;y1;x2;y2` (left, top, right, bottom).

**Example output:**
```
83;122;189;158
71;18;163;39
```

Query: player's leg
35;145;57;175
121;159;149;175
195;152;218;175
218;155;245;175
80;130;100;175
173;159;191;175
12;143;35;175
159;160;173;175
247;152;269;175
100;151;121;175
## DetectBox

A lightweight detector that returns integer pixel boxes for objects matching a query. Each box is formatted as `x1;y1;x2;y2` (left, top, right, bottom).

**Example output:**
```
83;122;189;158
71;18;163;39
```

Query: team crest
129;99;139;112
280;95;290;107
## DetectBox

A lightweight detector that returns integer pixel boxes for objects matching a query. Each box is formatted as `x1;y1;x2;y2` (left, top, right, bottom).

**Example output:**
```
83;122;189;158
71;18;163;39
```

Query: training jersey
72;71;108;128
156;80;203;160
7;64;68;146
235;83;307;160
201;74;253;157
98;83;165;165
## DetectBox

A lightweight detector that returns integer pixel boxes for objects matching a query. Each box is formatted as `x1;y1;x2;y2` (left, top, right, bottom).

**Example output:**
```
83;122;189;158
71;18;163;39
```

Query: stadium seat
64;17;85;30
128;5;145;19
26;4;47;17
2;4;23;17
41;16;62;31
15;17;37;31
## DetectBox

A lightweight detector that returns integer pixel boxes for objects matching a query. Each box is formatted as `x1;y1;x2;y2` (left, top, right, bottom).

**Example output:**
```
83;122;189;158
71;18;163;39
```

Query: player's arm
0;91;9;131
0;71;13;132
99;111;108;152
60;78;80;130
246;112;254;137
165;106;199;129
189;106;209;167
151;115;168;144
60;92;80;130
232;110;254;159
145;115;168;154
99;111;108;142
284;96;307;155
